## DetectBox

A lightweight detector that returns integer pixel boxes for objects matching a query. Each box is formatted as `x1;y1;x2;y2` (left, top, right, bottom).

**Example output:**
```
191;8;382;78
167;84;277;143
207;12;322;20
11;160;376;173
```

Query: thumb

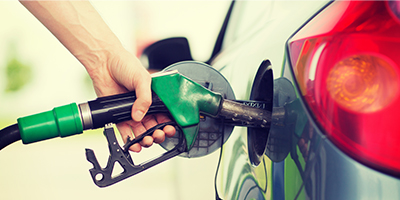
131;69;152;122
108;51;152;121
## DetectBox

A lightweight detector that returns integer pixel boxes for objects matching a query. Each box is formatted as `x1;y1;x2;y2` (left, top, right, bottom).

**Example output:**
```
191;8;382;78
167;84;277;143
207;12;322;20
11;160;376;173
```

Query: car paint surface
210;1;400;199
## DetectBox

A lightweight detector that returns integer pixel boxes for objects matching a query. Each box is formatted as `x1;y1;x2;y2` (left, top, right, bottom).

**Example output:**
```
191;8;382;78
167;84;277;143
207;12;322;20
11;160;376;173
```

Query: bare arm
19;1;147;100
19;0;175;152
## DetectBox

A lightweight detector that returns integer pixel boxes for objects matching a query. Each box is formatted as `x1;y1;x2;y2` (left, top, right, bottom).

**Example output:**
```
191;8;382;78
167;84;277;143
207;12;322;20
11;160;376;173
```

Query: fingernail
133;110;144;121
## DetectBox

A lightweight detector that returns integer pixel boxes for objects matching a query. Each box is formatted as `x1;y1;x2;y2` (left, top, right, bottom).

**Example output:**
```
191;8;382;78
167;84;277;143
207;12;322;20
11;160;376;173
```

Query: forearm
19;0;124;75
19;1;171;149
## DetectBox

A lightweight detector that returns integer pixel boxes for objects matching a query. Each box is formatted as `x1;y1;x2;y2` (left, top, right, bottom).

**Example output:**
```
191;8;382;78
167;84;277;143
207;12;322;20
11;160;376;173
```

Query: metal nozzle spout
218;99;272;128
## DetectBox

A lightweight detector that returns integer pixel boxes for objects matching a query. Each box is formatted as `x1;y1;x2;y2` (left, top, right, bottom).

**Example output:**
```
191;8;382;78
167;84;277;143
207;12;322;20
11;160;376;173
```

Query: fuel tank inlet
247;60;274;166
247;60;297;165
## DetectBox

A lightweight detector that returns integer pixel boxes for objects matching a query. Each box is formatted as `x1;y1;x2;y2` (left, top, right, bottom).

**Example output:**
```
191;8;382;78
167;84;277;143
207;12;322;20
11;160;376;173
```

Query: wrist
79;45;125;78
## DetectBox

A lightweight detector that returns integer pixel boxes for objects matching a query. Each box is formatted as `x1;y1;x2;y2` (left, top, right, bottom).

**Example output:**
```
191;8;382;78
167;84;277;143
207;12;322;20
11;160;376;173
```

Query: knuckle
141;98;152;108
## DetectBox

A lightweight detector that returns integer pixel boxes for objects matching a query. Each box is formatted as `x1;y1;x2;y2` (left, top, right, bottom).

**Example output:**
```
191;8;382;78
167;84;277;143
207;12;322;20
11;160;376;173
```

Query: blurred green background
0;1;229;199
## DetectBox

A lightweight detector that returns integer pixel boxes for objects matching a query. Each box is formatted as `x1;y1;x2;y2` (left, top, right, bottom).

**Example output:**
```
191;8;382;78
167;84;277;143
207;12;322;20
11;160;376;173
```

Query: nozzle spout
218;99;272;128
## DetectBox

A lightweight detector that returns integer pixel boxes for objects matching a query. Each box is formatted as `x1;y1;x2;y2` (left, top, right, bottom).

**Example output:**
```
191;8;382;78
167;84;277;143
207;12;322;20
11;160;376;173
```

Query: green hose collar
17;103;83;144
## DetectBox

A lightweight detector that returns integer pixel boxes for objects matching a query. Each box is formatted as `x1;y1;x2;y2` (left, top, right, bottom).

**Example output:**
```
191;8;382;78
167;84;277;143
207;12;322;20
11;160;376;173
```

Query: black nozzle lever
86;124;185;187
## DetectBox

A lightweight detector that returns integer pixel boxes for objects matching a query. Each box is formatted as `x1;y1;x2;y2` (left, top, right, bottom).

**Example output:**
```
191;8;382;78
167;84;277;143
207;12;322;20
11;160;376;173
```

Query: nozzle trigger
123;121;176;152
85;124;185;187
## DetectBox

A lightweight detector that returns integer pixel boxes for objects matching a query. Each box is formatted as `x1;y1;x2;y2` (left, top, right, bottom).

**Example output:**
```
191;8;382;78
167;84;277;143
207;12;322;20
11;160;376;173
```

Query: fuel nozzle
14;61;275;188
17;69;271;148
16;69;222;147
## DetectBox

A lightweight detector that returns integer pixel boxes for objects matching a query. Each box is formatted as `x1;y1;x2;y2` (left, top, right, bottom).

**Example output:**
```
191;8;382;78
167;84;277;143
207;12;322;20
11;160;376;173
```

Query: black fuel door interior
247;60;274;166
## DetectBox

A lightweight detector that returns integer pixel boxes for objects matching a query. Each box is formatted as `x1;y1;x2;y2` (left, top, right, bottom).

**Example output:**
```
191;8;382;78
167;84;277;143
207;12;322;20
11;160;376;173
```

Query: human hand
20;1;175;152
88;49;176;152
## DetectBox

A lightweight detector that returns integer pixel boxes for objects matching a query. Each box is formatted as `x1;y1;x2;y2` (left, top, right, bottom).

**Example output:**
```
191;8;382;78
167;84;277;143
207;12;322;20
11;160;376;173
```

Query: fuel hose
0;124;21;150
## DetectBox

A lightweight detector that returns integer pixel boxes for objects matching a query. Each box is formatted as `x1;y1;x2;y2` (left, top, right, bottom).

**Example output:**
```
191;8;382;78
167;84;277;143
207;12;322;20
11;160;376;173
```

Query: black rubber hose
0;123;21;150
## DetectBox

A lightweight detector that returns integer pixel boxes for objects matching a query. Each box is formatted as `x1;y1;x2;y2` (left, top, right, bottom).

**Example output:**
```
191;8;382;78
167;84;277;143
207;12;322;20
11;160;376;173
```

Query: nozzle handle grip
87;91;166;129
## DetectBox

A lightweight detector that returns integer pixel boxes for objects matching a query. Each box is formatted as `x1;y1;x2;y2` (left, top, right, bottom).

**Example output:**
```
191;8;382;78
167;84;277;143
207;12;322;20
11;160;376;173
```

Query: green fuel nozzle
17;69;270;149
13;61;272;188
17;70;224;150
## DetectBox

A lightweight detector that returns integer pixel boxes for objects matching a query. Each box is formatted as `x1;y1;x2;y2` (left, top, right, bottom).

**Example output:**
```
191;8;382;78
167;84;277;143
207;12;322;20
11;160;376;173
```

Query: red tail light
288;0;400;176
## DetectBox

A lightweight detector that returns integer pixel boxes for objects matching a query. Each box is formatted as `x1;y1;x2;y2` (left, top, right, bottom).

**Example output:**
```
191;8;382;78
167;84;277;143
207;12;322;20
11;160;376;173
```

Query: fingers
116;122;141;152
137;115;157;147
117;114;176;153
163;125;176;138
154;114;176;138
133;114;175;145
152;129;165;143
128;119;153;148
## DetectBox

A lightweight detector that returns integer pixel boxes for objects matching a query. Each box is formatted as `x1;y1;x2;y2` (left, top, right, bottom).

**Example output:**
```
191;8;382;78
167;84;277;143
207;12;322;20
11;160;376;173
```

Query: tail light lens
288;0;400;176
